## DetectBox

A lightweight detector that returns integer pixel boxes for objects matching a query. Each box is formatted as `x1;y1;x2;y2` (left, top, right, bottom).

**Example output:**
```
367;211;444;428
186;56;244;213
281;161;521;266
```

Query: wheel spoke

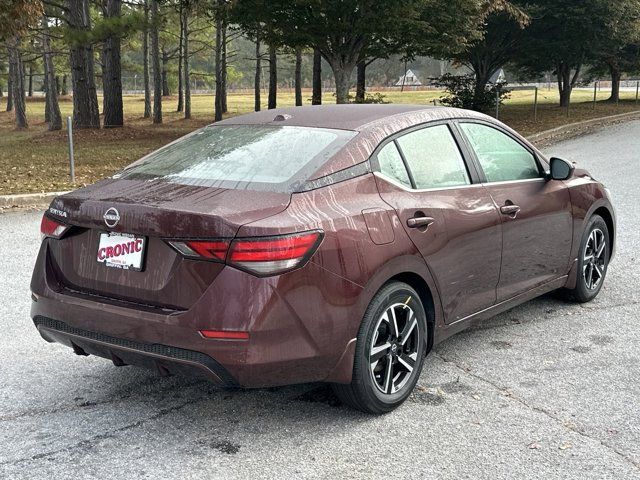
596;239;606;258
370;342;391;363
584;254;593;262
389;307;399;338
382;354;393;394
397;353;416;372
586;263;594;287
400;314;417;346
594;263;604;280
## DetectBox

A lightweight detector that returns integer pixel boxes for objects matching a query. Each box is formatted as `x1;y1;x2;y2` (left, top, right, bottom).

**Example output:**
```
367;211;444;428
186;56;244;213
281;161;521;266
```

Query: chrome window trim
480;177;546;187
373;171;485;193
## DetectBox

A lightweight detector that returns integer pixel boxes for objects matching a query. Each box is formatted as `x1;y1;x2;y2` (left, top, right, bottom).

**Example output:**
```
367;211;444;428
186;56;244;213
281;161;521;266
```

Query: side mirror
549;157;574;181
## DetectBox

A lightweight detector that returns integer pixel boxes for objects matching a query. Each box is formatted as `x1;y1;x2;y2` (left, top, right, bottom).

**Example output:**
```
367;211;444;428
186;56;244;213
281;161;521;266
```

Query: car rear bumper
30;242;364;388
34;316;239;386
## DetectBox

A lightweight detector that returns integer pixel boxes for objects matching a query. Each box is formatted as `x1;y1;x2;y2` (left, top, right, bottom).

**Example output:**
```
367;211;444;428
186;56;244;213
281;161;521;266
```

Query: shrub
433;73;510;113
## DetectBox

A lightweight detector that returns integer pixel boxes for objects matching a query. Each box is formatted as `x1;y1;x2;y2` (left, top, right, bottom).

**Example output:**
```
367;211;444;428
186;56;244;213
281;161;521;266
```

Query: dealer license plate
97;232;146;271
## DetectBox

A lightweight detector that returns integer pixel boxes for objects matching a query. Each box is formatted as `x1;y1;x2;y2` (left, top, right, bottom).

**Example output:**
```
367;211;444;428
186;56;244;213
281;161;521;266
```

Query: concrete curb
527;110;640;144
0;191;70;210
2;109;640;211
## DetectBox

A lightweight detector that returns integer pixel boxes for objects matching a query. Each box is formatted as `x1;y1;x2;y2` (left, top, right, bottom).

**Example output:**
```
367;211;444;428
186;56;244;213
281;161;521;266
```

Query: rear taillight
167;240;230;261
228;231;323;275
167;230;323;276
40;215;70;240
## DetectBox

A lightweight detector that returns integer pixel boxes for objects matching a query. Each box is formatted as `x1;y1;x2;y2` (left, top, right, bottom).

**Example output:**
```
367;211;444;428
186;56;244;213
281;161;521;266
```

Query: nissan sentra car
31;104;615;413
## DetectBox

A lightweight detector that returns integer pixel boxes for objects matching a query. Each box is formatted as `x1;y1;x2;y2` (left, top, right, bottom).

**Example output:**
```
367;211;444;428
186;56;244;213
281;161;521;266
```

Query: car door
373;122;503;323
457;121;573;302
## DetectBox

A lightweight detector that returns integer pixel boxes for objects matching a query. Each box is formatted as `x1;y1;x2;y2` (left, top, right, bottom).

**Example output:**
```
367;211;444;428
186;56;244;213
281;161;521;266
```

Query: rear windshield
115;125;357;192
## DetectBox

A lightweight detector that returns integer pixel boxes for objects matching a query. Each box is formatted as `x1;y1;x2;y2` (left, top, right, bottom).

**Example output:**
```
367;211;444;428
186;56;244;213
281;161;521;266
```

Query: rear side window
116;125;357;192
377;142;412;188
459;123;540;182
396;125;470;189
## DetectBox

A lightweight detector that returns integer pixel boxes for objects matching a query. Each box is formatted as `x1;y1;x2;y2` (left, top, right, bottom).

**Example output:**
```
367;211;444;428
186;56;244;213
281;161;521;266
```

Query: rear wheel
561;215;610;303
332;282;427;414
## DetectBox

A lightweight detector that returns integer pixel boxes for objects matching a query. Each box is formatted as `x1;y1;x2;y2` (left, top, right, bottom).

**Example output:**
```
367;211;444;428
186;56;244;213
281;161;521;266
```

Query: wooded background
2;0;640;131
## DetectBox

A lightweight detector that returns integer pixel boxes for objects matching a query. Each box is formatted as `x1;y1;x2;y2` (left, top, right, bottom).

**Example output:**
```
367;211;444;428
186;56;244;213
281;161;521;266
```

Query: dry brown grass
1;88;638;195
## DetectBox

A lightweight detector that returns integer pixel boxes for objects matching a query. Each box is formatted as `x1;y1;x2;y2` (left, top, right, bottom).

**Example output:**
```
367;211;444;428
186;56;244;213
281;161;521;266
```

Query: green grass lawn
1;87;639;195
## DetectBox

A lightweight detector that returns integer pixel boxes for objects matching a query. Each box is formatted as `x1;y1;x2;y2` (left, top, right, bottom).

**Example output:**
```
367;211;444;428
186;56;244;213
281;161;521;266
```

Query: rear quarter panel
236;174;443;383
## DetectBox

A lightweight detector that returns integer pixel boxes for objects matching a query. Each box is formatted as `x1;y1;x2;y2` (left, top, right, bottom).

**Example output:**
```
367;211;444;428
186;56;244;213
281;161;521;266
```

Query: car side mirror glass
549;157;574;181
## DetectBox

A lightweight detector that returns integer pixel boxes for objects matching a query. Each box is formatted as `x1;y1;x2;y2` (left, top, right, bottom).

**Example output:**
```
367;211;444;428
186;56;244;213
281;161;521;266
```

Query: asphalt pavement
1;121;639;479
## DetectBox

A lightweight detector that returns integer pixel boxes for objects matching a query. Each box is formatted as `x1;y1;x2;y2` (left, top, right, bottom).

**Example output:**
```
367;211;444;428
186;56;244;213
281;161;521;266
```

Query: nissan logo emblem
103;207;120;228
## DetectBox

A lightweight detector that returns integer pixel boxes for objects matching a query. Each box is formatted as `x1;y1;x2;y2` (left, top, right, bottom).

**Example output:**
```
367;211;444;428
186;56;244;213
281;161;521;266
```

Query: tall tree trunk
294;47;302;106
68;0;100;129
557;62;580;108
182;4;190;119
221;23;227;113
268;43;276;109
151;0;162;124
355;60;365;103
55;75;60;95
143;0;151;118
61;74;68;95
608;62;621;103
161;48;170;96
28;64;33;97
471;60;494;111
102;0;124;127
42;17;62;131
214;2;223;121
176;3;184;113
312;48;321;105
254;34;261;111
6;57;13;112
329;59;356;104
8;37;27;128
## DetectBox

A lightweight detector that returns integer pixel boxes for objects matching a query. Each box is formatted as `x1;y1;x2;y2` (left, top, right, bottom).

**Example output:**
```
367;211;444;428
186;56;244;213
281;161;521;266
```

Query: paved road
1;122;639;479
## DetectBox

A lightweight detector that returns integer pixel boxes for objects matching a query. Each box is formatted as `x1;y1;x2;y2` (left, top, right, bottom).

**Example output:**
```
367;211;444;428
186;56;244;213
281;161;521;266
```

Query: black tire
331;281;427;414
560;215;610;303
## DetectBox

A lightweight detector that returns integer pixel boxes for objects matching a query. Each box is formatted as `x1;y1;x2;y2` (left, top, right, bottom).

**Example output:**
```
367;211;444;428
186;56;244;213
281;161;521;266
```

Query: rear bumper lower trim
33;316;238;387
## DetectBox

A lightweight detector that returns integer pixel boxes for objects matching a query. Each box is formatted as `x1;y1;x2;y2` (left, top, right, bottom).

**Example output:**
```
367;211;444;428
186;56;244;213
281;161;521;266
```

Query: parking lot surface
1;121;639;479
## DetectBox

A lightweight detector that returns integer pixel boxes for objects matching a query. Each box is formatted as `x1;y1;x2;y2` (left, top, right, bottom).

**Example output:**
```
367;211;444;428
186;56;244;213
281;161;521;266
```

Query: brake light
166;230;323;276
228;231;323;275
40;215;70;240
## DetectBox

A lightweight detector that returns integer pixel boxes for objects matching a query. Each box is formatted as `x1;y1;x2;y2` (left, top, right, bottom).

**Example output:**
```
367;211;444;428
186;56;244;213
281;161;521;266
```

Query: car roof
215;104;538;182
215;104;489;132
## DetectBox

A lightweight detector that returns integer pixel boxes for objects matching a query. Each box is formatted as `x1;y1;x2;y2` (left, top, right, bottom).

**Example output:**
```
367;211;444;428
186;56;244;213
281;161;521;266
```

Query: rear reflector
166;230;323;276
199;330;249;340
40;215;70;240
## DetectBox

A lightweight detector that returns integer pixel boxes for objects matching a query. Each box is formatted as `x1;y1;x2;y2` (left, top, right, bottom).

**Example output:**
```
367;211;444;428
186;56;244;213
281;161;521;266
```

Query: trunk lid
46;178;291;310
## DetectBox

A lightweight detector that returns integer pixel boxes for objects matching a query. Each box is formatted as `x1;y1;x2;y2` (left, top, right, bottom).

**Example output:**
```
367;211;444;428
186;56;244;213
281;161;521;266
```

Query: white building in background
489;68;507;85
395;69;423;86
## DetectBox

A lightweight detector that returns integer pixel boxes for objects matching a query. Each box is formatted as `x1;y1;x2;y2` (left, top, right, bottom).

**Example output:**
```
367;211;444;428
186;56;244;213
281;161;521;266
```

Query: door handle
500;204;521;217
407;216;435;229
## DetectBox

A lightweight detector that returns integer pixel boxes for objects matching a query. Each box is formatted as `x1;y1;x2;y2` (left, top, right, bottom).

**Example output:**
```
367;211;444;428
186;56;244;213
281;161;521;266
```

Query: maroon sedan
31;105;615;413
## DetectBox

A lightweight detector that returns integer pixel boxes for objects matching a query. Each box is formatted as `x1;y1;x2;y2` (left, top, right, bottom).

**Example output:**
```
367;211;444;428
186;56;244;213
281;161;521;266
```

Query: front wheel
332;282;427;414
561;215;610;303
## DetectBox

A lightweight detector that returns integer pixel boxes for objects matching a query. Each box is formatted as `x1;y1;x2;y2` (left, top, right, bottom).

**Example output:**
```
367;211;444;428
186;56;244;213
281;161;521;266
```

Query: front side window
459;123;540;182
116;125;357;192
377;142;412;188
395;125;470;189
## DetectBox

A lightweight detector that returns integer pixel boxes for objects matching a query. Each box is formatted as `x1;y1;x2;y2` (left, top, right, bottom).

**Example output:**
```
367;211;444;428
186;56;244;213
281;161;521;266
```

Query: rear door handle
407;216;435;229
500;205;521;216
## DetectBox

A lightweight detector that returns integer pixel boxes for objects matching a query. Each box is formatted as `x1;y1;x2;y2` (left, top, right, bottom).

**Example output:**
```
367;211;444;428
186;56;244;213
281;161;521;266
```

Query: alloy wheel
583;228;606;290
369;302;420;395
